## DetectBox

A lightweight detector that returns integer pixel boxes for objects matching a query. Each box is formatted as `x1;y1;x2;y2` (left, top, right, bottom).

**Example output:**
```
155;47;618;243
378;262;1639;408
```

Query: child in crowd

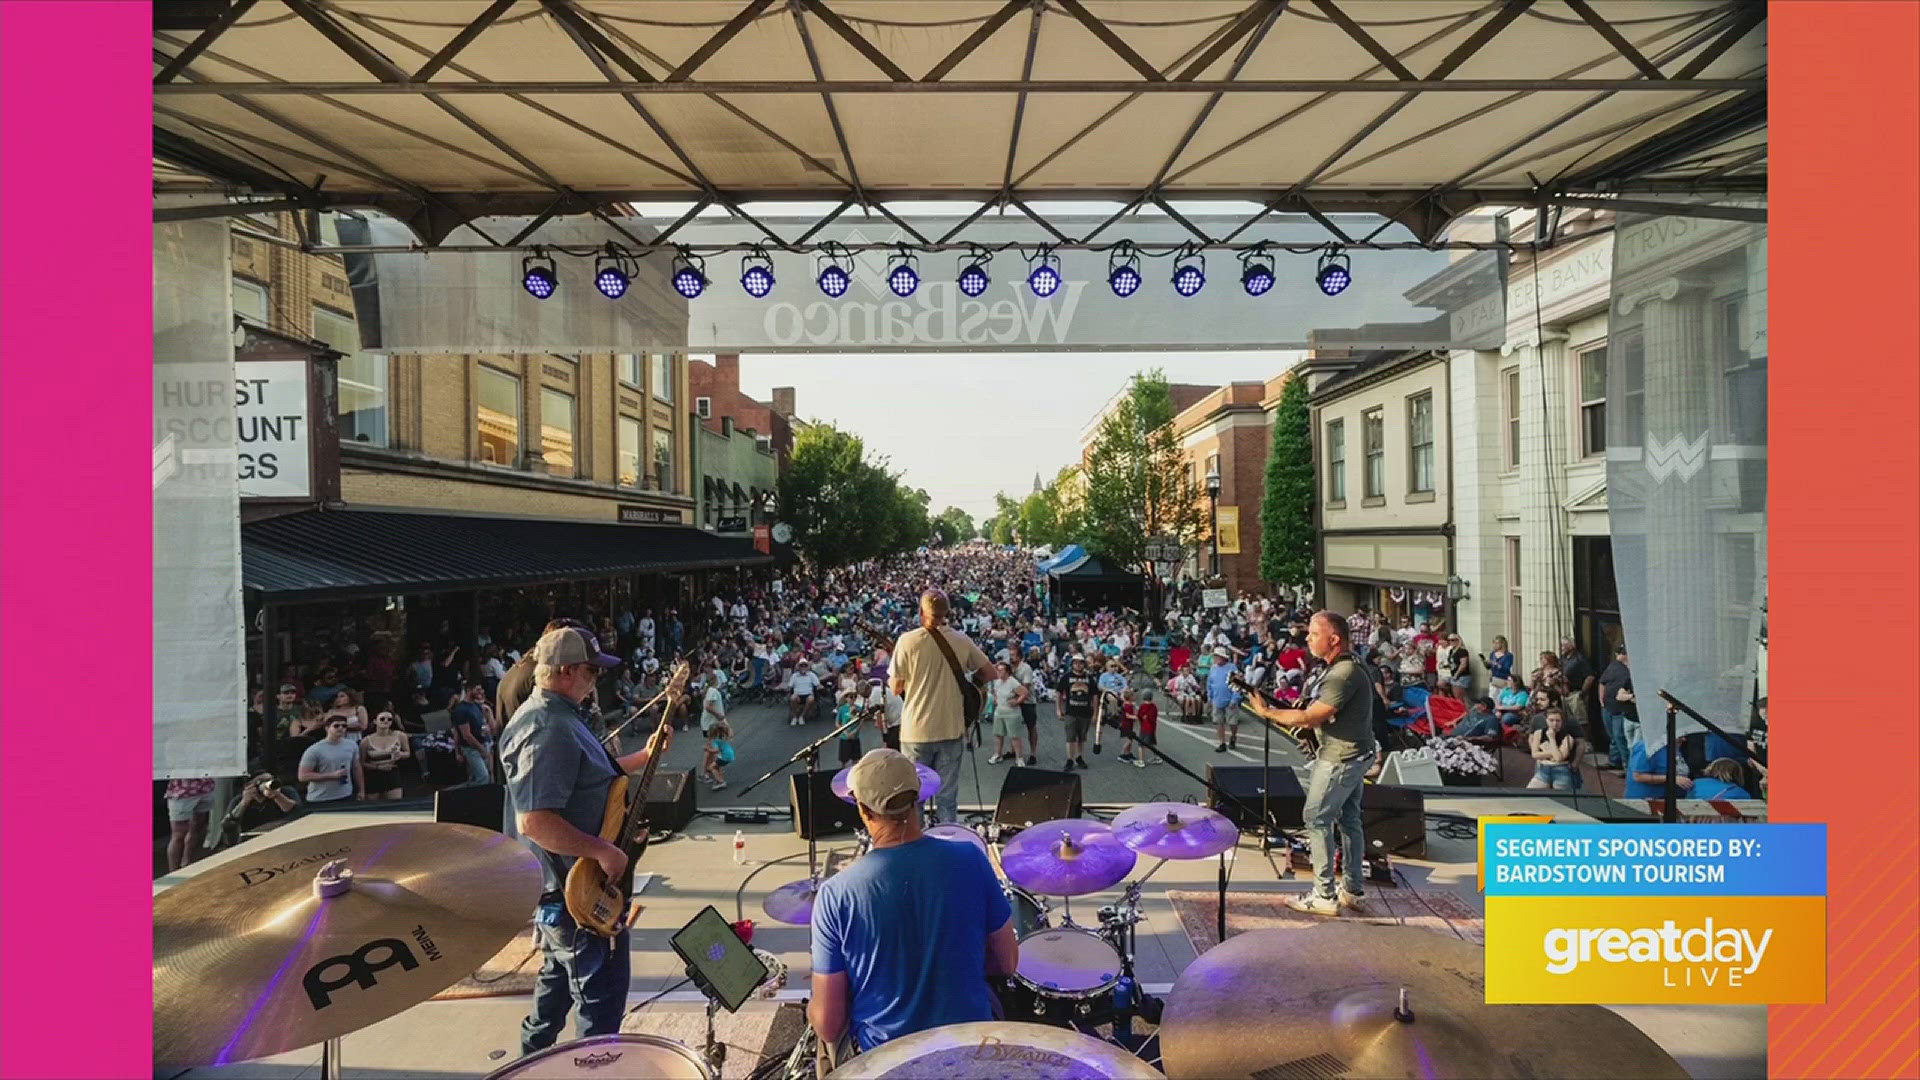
836;690;863;765
1116;689;1144;767
703;718;733;792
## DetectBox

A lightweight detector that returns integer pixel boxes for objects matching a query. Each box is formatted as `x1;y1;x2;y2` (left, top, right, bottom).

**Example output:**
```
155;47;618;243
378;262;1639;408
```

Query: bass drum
1006;926;1123;1027
484;1035;713;1080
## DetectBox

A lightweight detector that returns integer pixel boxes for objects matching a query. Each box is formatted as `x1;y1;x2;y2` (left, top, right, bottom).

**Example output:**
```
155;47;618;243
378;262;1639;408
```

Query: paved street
641;695;1313;816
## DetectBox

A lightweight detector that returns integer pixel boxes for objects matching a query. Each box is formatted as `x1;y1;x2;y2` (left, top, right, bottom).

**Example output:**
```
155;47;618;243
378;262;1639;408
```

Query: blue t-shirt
1021;631;1043;652
1625;743;1690;799
810;836;1011;1051
1489;651;1514;680
1207;661;1240;708
1689;777;1750;801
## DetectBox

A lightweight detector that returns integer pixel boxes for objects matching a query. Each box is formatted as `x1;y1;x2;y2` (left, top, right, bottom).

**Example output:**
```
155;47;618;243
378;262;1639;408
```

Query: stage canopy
154;1;1765;249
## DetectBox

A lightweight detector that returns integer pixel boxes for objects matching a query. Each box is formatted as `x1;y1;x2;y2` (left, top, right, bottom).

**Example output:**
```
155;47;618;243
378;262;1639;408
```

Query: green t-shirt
1311;656;1378;763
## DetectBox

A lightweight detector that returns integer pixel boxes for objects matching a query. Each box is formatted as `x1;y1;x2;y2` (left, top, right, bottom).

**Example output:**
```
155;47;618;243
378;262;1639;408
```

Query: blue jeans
521;899;632;1054
903;738;964;824
461;746;493;786
1533;763;1576;790
1302;753;1371;900
1604;710;1628;766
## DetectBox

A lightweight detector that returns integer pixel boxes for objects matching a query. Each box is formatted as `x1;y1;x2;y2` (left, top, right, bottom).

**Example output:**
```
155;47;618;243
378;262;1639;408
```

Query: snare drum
1005;881;1049;936
483;1034;713;1079
1007;926;1123;1026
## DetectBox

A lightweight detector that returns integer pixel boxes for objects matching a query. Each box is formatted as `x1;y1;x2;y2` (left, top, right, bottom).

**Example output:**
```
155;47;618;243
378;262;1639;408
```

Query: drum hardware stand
683;966;728;1077
319;1037;342;1080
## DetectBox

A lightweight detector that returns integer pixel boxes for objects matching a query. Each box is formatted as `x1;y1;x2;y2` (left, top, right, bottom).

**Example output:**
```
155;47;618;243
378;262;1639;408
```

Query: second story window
476;365;522;468
618;416;642;487
540;388;577;477
1578;345;1607;457
1326;419;1346;503
651;353;674;403
1362;408;1385;499
1408;392;1434;493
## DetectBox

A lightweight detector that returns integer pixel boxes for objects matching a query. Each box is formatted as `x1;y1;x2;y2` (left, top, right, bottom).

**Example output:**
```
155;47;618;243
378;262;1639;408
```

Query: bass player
1237;611;1377;918
499;626;672;1056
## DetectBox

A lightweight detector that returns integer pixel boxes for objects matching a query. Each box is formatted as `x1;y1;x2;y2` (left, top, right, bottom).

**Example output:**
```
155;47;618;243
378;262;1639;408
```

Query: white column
1514;332;1574;656
1448;348;1506;662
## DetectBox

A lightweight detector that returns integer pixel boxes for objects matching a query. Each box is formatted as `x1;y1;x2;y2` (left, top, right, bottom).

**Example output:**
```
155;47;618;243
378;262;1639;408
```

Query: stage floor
159;797;1766;1079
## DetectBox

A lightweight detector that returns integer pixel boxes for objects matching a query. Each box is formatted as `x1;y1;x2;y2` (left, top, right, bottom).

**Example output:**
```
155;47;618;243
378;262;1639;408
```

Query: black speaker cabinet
1360;783;1426;858
994;766;1083;830
435;783;505;832
1207;765;1305;829
791;769;863;840
641;769;697;837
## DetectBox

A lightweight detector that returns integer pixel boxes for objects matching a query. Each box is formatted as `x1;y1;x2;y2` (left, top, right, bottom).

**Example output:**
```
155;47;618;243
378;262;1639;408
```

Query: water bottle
733;830;747;864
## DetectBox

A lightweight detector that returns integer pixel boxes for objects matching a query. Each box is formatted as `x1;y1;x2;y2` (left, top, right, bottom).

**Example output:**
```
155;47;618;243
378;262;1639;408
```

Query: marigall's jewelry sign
1481;823;1827;1004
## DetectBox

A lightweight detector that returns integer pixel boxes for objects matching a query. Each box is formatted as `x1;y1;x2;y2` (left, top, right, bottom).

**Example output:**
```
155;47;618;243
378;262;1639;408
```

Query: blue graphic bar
1483;824;1827;897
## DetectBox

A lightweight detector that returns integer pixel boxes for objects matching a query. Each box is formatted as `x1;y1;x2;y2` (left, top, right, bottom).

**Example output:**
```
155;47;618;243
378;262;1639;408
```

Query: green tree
930;506;975;546
1259;373;1316;589
1079;370;1206;571
779;424;931;568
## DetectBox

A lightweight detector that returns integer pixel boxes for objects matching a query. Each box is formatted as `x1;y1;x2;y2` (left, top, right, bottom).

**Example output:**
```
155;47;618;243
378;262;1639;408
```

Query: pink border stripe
0;3;153;1076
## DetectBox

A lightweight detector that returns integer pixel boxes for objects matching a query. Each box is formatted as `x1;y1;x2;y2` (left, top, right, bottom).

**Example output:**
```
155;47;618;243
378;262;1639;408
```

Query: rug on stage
434;920;541;1000
623;1002;809;1080
1168;886;1485;956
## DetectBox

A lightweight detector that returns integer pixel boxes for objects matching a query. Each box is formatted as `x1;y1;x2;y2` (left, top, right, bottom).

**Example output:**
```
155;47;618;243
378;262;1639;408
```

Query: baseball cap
1213;645;1231;659
531;627;622;668
846;749;920;815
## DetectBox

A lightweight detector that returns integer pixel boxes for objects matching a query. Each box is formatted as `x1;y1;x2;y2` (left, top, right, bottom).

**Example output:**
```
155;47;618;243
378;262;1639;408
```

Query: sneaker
1117;754;1134;763
1215;743;1229;753
1064;760;1078;771
988;754;1005;764
1336;885;1367;911
1026;756;1037;767
1286;893;1342;917
1076;757;1089;770
1131;757;1147;769
710;782;728;792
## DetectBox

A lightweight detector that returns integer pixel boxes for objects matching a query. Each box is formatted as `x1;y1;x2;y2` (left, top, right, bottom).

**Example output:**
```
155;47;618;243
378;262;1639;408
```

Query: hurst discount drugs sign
1481;823;1827;1004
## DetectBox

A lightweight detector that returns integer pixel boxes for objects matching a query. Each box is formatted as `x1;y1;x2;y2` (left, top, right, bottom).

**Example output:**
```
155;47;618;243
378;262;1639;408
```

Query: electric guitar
565;661;691;938
1227;671;1322;758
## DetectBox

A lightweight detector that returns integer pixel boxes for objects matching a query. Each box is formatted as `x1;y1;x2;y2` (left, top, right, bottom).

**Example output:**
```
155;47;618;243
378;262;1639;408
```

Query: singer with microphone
1238;611;1378;918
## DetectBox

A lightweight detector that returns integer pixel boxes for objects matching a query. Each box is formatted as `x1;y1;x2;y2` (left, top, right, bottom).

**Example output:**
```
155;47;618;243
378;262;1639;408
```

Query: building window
618;416;642;487
312;306;388;448
1203;453;1219;483
1719;298;1765;443
1325;419;1346;504
233;279;270;327
618;353;641;387
476;365;522;468
1408;392;1434;493
1362;408;1385;499
651;353;674;403
1505;536;1523;660
652;427;674;492
1577;345;1607;457
1501;367;1520;471
540;388;577;477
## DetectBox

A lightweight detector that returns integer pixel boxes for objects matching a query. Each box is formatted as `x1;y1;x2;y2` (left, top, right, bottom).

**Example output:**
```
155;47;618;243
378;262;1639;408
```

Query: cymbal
1159;923;1690;1080
1000;819;1136;897
825;1021;1161;1079
763;878;821;925
1111;801;1239;860
925;823;991;860
832;762;941;805
154;822;543;1068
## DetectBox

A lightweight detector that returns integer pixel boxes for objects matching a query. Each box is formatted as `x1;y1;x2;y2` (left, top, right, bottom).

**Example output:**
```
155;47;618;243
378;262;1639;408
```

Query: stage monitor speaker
995;767;1083;830
435;783;505;833
1207;766;1305;830
641;769;698;837
1360;784;1426;858
791;769;863;840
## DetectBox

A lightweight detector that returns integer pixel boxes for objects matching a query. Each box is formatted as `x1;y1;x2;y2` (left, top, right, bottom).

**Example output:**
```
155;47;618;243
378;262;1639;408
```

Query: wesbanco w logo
1644;432;1709;483
1544;917;1773;987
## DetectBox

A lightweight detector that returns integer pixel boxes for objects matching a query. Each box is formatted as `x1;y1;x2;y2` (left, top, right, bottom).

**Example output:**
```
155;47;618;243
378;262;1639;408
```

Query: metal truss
151;0;1768;247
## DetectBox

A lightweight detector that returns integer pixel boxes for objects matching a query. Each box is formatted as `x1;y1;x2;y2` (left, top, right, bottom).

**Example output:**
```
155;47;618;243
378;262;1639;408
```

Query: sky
737;351;1304;524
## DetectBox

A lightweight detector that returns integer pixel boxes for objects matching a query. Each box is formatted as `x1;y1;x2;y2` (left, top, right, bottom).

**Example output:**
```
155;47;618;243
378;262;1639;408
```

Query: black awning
244;509;770;603
1049;554;1142;582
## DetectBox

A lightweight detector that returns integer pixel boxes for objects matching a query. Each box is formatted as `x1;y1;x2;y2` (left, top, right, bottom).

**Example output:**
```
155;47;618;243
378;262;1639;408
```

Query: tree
1260;373;1315;589
930;506;975;546
779;423;931;569
1079;370;1206;571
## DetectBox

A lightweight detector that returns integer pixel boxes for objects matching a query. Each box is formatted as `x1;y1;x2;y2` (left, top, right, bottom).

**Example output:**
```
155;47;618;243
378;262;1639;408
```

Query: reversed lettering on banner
233;360;312;497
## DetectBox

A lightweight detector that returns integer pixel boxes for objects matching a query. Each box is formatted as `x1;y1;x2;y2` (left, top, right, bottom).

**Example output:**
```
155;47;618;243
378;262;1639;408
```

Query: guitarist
499;626;673;1056
888;590;992;825
1238;611;1378;919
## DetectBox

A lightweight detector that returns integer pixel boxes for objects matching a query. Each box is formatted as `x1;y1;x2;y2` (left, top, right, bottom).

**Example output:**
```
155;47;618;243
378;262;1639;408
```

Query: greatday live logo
1480;823;1827;1004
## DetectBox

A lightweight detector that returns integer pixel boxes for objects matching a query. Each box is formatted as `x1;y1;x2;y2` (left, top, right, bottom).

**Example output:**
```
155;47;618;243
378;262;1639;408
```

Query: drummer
1238;611;1378;916
809;749;1019;1074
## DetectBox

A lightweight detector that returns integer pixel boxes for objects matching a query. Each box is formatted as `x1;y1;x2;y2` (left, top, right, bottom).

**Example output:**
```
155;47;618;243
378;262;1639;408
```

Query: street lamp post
1204;467;1222;582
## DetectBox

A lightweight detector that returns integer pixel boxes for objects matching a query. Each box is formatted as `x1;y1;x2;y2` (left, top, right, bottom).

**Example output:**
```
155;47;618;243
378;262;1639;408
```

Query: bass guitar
565;660;691;938
1226;671;1321;758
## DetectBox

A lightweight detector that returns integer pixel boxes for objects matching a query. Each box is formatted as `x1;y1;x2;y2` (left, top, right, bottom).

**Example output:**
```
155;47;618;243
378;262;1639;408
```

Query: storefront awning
243;508;770;603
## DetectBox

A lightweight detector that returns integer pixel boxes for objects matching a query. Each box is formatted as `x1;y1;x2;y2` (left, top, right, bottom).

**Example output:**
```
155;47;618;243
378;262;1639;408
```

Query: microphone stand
738;714;862;888
1149;742;1267;942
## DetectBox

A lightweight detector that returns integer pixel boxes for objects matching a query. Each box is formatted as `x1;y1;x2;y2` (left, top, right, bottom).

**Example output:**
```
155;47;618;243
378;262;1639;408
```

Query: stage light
1240;243;1275;297
1171;244;1206;297
817;242;853;298
1107;241;1142;298
957;246;992;297
1028;247;1062;298
1316;248;1352;296
521;252;557;300
886;247;920;298
670;247;707;299
740;245;775;298
594;244;631;300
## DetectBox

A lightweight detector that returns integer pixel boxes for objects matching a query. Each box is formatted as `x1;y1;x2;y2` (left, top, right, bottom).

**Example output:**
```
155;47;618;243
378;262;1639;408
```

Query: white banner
154;213;248;781
1202;588;1230;609
235;360;311;498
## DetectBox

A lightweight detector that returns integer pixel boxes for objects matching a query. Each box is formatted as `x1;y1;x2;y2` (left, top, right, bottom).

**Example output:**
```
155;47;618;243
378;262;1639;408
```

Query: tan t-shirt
890;625;991;743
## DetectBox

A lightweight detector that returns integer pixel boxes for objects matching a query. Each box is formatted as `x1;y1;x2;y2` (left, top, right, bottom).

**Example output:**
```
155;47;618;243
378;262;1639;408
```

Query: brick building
688;353;798;470
1170;375;1295;595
